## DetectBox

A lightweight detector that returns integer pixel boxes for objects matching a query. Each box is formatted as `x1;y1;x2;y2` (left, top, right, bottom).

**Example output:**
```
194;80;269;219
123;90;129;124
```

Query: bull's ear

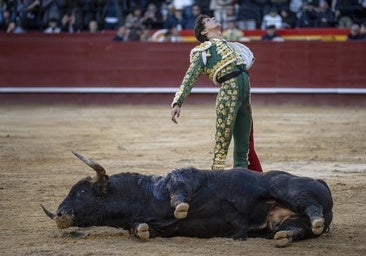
96;175;109;195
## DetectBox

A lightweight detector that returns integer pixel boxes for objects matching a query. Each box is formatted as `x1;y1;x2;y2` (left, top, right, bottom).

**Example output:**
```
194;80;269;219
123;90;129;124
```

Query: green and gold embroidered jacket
172;38;246;107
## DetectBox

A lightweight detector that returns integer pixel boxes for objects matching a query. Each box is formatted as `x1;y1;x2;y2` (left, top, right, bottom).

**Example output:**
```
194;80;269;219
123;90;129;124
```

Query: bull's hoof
135;223;150;240
311;218;325;235
174;203;190;219
274;230;293;247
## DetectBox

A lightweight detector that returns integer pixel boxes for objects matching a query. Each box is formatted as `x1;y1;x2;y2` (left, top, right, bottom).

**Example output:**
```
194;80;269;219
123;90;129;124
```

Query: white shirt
173;0;193;10
226;42;255;70
261;14;283;29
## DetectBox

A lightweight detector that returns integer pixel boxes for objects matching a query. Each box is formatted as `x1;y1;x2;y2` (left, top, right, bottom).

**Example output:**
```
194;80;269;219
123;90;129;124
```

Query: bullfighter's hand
171;105;181;124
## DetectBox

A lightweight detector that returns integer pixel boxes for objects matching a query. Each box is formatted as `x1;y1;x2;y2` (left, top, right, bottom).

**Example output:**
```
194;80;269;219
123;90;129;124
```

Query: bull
41;152;333;247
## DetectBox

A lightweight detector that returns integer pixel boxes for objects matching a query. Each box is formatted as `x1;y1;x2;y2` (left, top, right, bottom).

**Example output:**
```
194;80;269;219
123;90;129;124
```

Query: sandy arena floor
0;104;365;256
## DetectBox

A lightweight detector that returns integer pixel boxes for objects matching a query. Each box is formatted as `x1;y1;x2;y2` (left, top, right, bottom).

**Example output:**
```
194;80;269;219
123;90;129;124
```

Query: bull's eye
78;190;87;197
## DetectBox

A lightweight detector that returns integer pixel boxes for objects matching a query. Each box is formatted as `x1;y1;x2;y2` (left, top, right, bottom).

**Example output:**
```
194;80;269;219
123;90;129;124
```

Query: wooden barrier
0;32;365;105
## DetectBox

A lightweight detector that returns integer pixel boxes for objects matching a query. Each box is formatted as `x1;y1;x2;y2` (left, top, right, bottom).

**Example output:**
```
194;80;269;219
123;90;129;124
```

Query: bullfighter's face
201;17;221;36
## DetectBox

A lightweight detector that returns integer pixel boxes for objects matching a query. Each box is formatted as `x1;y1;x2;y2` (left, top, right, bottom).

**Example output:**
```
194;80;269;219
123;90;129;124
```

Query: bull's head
41;151;109;229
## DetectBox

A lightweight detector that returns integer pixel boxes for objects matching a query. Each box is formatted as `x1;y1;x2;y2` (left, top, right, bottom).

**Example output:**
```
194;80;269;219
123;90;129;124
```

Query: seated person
261;25;284;41
223;21;250;42
347;23;363;40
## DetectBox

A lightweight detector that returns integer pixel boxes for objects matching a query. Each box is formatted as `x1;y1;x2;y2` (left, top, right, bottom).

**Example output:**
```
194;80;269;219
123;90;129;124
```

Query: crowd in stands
1;0;365;41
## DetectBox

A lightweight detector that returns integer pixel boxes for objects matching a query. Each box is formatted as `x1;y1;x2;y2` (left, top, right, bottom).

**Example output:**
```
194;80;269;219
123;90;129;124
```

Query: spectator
89;0;107;31
128;1;149;10
124;7;143;29
360;20;366;39
261;24;284;40
127;26;142;41
88;19;98;33
2;0;21;33
140;26;151;42
221;4;237;30
22;0;41;31
172;0;193;17
237;0;262;30
0;0;4;29
297;1;318;27
60;10;75;32
261;7;283;29
112;25;143;42
289;0;303;18
112;24;128;41
316;1;336;27
0;2;15;32
194;0;212;16
72;0;93;32
160;27;184;42
335;0;364;25
255;0;271;21
0;0;4;22
59;1;77;33
361;0;366;20
223;20;249;41
337;16;353;29
269;0;290;11
184;3;201;29
346;23;363;40
164;7;185;30
43;17;61;33
40;0;63;29
102;0;124;30
279;8;297;28
303;0;321;6
141;2;163;29
160;1;169;21
210;0;232;24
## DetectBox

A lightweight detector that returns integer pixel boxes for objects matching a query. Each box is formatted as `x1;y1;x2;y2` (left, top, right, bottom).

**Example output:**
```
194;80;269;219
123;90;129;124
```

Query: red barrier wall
0;33;365;105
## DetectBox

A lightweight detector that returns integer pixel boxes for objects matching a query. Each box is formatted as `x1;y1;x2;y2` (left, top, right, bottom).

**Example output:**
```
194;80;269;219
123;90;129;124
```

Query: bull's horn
40;204;56;220
72;151;106;177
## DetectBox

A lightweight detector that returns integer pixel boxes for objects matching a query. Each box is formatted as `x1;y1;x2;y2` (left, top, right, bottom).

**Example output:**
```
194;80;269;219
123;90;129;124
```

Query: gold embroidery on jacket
172;39;245;107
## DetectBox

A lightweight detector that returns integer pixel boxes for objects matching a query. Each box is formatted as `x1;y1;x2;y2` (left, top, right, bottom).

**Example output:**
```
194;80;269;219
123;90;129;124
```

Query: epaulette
189;41;212;64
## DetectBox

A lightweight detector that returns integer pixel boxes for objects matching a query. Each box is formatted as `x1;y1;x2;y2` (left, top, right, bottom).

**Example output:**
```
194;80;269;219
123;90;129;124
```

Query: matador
171;15;262;172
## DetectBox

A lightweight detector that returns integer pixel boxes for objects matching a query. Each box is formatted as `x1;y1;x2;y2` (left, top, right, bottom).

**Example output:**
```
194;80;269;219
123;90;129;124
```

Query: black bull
41;152;333;247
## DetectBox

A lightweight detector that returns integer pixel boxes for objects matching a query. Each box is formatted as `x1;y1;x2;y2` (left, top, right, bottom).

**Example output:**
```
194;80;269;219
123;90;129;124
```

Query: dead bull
41;152;333;247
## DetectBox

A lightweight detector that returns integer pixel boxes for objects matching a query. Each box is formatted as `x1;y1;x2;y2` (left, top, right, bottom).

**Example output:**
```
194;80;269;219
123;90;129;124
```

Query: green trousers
212;71;252;170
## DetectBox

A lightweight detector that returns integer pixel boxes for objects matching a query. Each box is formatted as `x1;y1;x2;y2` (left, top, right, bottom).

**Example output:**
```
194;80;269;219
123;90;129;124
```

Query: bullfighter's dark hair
194;14;210;43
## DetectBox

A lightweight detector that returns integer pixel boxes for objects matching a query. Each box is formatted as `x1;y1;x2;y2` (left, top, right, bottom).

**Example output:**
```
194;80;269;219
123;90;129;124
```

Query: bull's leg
166;174;191;219
273;228;297;247
273;216;317;247
225;213;249;240
130;223;150;240
232;224;249;240
232;227;249;240
166;169;218;220
304;205;324;235
284;195;325;235
174;202;190;219
168;192;190;219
